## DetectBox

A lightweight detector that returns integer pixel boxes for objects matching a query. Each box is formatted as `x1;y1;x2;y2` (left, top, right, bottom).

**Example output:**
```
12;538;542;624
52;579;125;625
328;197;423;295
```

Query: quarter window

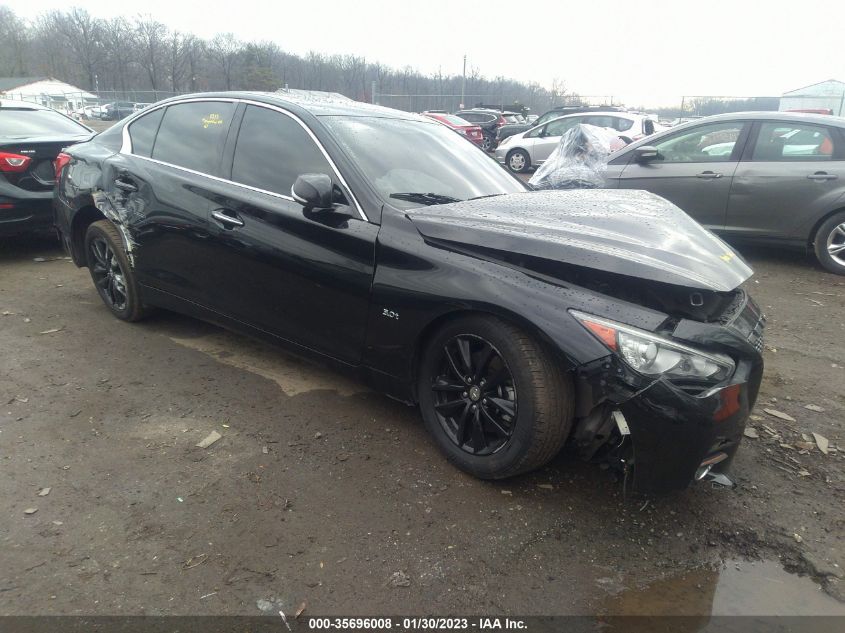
752;122;835;161
231;105;333;197
152;101;235;174
128;108;164;158
653;122;745;162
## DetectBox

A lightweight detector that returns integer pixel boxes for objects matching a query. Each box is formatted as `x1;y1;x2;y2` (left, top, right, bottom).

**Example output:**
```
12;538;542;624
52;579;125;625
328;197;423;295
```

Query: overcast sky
7;0;844;107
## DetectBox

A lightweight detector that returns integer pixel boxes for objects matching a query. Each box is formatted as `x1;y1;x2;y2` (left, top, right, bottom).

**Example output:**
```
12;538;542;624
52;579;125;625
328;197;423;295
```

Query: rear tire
84;220;150;321
418;315;573;479
481;135;494;152
814;211;845;275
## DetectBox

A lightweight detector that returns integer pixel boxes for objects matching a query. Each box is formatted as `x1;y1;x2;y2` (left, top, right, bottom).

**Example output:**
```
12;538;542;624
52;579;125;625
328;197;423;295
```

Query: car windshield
322;116;525;208
0;108;89;136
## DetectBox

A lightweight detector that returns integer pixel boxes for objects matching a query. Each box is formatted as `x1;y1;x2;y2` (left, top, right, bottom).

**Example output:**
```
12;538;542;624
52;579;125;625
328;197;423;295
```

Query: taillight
0;152;32;173
496;116;507;126
55;152;72;180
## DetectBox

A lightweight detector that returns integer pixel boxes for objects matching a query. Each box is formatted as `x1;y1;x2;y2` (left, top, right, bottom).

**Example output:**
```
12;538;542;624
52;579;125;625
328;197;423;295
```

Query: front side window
322;116;524;209
545;117;580;137
653;122;745;162
152;101;235;174
128;108;165;158
231;105;333;197
752;122;835;161
458;112;479;122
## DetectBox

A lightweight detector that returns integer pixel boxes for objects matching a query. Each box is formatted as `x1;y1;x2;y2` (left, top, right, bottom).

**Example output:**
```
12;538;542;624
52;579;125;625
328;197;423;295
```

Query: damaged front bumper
574;295;764;494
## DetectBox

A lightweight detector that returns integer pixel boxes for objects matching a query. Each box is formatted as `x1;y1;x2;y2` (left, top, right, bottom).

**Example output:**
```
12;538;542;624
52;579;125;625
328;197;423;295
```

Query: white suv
495;111;667;173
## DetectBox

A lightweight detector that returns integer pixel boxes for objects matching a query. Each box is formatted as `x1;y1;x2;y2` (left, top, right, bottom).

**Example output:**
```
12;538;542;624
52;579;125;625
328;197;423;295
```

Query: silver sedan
602;112;845;274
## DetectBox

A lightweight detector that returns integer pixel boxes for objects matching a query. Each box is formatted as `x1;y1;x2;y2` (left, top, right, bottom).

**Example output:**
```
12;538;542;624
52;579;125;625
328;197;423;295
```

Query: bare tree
135;16;167;91
0;7;30;76
49;8;104;90
102;17;136;93
209;33;241;90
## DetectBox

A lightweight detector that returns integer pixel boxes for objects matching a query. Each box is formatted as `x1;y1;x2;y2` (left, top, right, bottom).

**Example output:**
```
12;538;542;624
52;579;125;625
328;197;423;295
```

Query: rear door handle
211;209;244;228
696;171;722;179
114;177;138;193
807;172;838;181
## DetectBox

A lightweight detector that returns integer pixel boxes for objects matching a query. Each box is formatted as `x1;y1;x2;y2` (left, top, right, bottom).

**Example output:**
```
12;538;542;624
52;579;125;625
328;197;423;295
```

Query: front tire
84;220;149;321
506;149;531;174
814;211;845;275
418;315;574;479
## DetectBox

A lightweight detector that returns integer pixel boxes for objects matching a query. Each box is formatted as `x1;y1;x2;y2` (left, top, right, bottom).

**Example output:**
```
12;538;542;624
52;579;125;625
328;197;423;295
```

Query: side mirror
634;146;659;163
292;173;334;210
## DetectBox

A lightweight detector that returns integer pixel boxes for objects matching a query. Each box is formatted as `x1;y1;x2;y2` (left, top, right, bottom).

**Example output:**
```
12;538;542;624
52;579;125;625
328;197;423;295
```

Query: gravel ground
1;233;843;616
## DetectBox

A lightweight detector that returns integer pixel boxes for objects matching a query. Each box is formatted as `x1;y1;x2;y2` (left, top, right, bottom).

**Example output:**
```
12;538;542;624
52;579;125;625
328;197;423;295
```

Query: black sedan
53;93;764;493
0;100;92;237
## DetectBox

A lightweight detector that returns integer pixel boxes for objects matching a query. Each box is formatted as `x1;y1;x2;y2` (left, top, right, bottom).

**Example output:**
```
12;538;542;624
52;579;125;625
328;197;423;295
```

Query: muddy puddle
604;559;845;617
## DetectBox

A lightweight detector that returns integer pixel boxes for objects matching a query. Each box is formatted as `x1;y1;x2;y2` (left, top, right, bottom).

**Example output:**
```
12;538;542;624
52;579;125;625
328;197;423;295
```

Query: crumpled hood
406;189;752;292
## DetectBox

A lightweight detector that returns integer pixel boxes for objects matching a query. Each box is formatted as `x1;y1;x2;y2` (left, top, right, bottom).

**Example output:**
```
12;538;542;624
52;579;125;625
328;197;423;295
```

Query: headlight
570;310;735;384
498;135;513;147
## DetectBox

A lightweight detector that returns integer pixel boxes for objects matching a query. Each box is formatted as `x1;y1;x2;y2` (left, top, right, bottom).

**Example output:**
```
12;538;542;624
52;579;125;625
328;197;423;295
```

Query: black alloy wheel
431;334;517;456
89;234;128;312
418;315;574;480
84;220;150;321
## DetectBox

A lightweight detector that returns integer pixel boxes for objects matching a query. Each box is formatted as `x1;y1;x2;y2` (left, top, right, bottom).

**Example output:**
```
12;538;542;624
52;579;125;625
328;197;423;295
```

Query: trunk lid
0;135;91;191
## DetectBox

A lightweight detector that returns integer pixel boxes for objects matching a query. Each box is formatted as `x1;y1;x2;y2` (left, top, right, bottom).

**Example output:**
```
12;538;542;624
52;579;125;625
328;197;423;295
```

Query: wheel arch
808;204;845;248
69;205;107;266
408;306;577;404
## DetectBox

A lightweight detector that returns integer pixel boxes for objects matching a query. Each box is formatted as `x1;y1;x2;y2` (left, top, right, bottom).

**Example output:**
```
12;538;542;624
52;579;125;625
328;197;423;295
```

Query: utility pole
460;55;466;110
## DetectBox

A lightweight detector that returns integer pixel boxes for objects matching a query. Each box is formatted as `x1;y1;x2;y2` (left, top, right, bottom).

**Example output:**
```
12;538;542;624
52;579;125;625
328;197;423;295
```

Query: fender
363;210;668;389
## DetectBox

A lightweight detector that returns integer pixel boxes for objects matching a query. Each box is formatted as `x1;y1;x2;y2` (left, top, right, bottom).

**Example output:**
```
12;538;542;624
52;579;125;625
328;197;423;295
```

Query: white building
779;79;845;116
0;77;97;113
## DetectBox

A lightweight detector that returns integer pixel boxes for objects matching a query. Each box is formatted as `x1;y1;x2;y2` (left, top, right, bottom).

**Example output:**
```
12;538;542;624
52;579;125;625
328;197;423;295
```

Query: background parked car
495;111;664;173
421;111;485;147
0;100;92;236
497;105;626;145
454;108;515;151
603;112;845;274
101;101;136;120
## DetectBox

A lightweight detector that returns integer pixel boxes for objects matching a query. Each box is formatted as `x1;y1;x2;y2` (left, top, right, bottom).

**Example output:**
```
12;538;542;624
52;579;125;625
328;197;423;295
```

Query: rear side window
128;108;164;157
152;101;235;174
231;105;333;197
752;122;835;161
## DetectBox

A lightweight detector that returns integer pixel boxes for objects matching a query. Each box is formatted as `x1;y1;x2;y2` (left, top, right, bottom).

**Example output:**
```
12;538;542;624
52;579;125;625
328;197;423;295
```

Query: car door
725;120;845;240
531;116;583;164
609;120;751;230
200;103;378;364
100;99;237;308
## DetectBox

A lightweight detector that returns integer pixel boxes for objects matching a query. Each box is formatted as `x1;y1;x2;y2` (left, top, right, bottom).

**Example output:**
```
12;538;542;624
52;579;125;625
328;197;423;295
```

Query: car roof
148;91;430;122
673;110;845;128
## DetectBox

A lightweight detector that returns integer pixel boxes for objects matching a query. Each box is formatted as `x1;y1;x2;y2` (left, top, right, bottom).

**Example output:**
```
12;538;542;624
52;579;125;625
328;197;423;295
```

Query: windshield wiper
468;193;507;201
389;192;463;205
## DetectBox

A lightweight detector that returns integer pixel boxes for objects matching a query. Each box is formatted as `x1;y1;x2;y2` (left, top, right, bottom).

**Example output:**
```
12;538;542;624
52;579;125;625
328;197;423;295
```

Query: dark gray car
604;112;845;274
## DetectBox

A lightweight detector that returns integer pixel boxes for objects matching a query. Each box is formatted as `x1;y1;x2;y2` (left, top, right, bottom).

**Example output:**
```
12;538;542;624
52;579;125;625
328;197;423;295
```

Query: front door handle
114;177;138;193
211;209;244;228
807;171;838;182
696;171;722;179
